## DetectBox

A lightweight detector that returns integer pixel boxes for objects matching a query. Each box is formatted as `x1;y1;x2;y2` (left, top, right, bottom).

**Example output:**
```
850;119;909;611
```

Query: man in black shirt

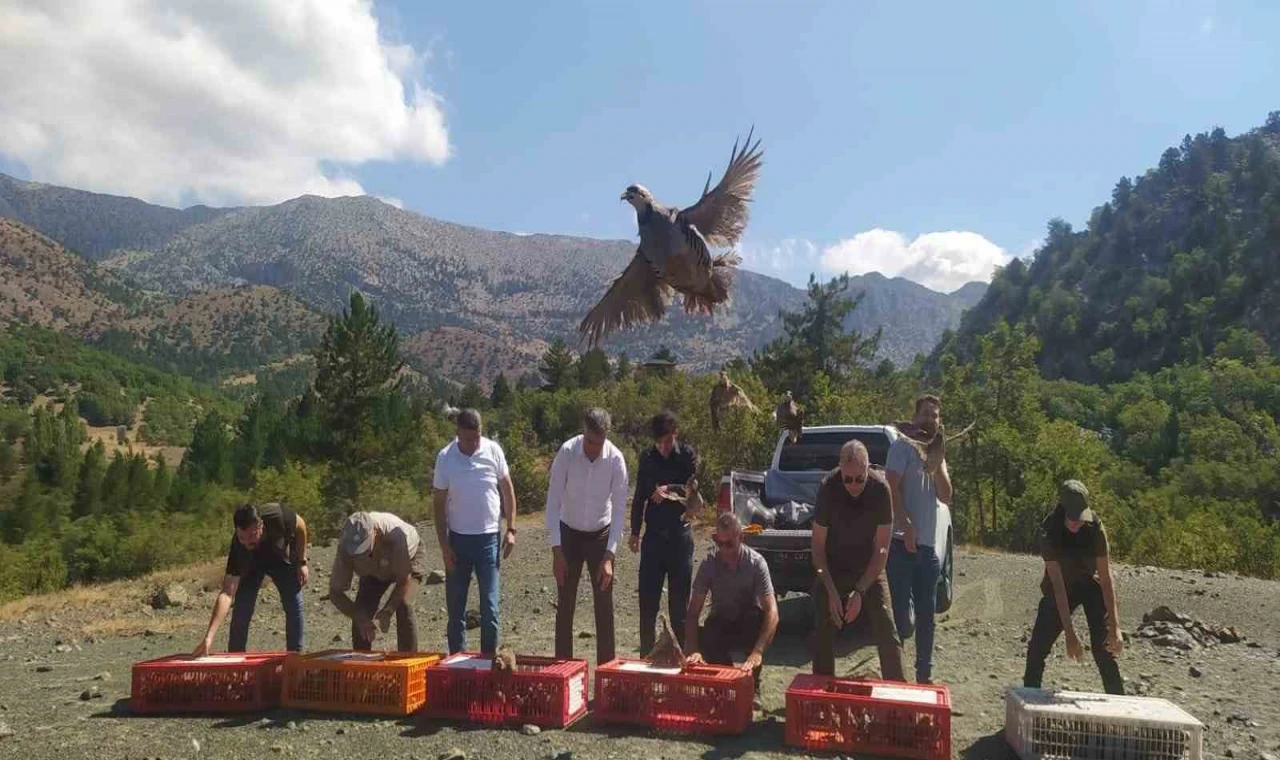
629;410;703;656
194;503;309;655
1023;480;1124;694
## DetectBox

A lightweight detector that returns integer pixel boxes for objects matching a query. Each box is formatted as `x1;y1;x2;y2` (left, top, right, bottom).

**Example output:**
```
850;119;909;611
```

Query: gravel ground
1;514;1278;760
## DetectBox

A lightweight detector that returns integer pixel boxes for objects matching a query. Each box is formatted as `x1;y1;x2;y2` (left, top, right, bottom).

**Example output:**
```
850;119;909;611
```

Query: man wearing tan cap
328;511;427;652
1022;479;1125;694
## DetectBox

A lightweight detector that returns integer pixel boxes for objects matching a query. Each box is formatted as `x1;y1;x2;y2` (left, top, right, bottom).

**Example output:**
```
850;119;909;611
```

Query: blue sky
2;0;1277;292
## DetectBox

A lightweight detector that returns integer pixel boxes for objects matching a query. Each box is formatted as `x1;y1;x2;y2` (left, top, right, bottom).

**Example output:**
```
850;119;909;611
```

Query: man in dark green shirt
195;503;309;655
1023;480;1124;694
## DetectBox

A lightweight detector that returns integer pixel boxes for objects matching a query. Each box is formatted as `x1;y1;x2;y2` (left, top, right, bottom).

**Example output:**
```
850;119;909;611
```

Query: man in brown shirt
1023;480;1124;694
811;440;905;680
329;511;427;652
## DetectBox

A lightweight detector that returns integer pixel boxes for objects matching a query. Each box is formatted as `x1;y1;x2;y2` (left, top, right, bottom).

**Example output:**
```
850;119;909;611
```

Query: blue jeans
887;540;939;682
446;531;501;655
229;560;304;652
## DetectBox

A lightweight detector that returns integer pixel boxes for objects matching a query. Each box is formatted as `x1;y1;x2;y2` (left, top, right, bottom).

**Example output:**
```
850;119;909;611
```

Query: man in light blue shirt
885;394;954;685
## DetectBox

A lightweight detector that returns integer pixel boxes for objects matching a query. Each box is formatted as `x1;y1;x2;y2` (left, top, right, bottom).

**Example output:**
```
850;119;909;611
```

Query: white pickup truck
716;424;954;629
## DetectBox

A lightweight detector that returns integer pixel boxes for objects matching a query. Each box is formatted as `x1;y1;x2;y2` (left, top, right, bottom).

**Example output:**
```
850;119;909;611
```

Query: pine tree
0;440;16;483
539;339;576;391
489;373;512;407
614;352;632;382
577;348;611;389
750;273;881;400
310;290;409;509
73;442;106;518
182;410;232;486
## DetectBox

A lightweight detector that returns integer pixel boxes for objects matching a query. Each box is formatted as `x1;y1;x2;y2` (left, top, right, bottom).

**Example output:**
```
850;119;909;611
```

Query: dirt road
1;515;1277;759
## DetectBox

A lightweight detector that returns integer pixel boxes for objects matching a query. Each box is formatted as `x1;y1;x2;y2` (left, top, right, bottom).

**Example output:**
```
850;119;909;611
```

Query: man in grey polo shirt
328;510;427;652
683;512;779;692
885;394;954;685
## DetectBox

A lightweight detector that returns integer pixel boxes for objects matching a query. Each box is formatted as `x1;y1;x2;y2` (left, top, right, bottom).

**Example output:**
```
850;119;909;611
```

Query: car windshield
776;430;890;471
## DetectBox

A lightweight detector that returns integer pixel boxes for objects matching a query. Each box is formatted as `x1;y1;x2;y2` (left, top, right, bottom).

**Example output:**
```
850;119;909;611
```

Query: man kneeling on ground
194;502;309;655
329;511;427;652
683;512;779;692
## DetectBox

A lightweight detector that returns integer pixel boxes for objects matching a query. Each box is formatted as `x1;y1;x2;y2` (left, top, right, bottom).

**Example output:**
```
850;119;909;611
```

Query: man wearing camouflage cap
1022;479;1125;694
328;511;427;652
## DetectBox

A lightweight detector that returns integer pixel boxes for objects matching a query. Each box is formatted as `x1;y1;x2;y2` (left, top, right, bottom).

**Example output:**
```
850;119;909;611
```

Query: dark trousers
638;524;694;656
1024;580;1124;695
352;574;418;652
555;523;616;664
813;576;905;681
229;559;304;652
697;608;764;690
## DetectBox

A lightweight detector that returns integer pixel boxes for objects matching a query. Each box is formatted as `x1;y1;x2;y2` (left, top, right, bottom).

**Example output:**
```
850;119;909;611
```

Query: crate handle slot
824;681;873;696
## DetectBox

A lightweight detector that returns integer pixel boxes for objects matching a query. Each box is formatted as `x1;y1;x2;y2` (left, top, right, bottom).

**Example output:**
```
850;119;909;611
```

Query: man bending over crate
811;440;906;681
329;511;427;651
684;511;778;695
1022;479;1125;695
433;408;518;656
546;407;630;664
195;502;309;655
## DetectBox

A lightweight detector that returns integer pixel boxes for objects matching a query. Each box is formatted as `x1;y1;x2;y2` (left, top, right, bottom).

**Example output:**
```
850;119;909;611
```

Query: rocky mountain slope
2;173;986;379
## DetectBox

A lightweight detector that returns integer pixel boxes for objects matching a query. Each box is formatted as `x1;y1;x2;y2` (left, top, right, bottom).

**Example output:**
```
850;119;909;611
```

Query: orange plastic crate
785;675;951;760
281;650;443;716
594;658;754;735
130;651;291;714
424;652;588;728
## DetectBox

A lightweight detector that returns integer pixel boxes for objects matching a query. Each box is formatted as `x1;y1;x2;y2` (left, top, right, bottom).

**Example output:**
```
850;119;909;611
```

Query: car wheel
935;527;954;614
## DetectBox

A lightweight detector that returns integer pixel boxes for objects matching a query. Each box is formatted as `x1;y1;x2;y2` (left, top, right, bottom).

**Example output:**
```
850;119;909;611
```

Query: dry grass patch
0;560;224;623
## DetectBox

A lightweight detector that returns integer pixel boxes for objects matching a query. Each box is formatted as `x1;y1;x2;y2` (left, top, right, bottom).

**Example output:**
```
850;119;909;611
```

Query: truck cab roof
769;424;901;472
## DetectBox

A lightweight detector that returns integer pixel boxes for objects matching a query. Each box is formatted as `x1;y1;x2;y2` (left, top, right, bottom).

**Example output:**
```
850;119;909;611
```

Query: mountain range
0;172;986;383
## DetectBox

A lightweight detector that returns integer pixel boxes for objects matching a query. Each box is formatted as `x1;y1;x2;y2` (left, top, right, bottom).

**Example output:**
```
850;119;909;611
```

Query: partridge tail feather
681;252;741;314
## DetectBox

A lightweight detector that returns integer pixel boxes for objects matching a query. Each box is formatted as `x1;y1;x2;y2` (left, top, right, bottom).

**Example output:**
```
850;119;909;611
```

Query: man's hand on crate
684;652;705;666
741;651;762;672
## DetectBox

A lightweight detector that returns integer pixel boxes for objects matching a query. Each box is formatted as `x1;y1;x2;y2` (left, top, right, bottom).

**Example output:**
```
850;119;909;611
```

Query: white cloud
377;196;405;210
739;238;822;286
820;228;1010;293
0;0;450;207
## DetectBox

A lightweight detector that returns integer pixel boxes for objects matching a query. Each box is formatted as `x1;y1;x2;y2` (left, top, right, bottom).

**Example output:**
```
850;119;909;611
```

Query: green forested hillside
941;112;1280;383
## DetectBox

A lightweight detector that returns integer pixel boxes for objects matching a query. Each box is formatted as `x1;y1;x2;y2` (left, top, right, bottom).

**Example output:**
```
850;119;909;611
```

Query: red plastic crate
130;652;291;714
594;658;754;735
785;675;951;760
423;652;588;727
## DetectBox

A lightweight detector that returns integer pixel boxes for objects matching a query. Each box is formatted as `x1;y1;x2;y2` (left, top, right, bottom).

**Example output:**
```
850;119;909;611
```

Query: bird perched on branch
709;371;758;431
578;128;764;347
774;391;804;444
892;420;976;472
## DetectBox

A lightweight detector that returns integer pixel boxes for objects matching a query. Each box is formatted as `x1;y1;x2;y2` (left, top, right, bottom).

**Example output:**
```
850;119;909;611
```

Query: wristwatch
507;526;518;534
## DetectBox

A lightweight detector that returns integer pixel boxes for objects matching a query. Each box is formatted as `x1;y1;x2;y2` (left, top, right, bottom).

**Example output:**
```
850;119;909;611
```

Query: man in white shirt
545;408;629;664
432;408;517;655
